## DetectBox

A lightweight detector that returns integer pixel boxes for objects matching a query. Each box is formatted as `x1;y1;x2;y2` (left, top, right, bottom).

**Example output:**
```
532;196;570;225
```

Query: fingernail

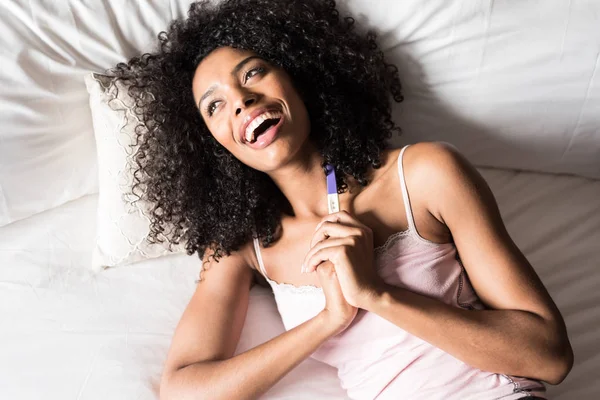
301;264;305;273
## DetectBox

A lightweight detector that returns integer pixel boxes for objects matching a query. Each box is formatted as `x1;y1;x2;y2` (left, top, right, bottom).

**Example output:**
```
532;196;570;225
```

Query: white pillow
0;0;196;227
0;17;99;227
84;73;186;269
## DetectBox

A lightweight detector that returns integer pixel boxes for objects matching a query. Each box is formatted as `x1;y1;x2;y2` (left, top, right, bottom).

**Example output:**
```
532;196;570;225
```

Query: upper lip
239;106;281;144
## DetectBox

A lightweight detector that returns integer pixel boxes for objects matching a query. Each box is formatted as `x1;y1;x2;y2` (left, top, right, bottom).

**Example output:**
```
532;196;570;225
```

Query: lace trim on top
373;229;411;258
266;276;323;294
264;228;419;295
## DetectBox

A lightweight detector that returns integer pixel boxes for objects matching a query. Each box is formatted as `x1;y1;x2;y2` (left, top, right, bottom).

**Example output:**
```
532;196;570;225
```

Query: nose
234;92;258;116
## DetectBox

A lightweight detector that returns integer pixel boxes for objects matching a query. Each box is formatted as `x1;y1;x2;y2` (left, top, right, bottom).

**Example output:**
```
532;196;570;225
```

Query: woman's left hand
302;210;385;308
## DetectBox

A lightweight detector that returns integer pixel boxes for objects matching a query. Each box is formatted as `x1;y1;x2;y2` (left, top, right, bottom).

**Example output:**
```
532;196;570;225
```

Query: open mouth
244;110;283;143
249;118;281;143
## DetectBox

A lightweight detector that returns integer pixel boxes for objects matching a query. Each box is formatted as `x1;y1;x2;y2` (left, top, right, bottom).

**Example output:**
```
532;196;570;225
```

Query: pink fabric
253;145;546;399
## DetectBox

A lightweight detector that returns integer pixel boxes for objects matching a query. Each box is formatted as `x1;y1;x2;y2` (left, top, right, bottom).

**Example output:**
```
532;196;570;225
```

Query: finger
303;236;354;273
315;261;340;292
310;221;363;249
304;246;334;275
313;210;360;233
303;240;353;274
316;260;335;279
311;210;369;250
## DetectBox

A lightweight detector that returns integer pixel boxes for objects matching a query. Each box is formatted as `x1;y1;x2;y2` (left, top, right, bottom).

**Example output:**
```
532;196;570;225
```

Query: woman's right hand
316;261;358;335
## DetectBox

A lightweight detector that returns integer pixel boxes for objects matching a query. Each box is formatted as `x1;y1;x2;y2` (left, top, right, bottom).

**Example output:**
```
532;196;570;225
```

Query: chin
250;131;307;171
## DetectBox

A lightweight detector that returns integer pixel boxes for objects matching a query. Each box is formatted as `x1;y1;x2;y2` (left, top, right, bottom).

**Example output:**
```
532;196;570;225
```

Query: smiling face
192;46;311;171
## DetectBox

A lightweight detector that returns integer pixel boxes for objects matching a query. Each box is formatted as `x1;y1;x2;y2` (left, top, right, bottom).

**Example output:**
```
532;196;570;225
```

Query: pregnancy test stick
325;164;340;214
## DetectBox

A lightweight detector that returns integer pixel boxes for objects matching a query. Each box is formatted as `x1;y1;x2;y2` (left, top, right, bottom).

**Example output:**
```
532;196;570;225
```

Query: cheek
273;79;304;115
206;118;234;148
214;130;234;149
283;83;310;129
278;78;300;102
267;71;299;102
208;107;229;133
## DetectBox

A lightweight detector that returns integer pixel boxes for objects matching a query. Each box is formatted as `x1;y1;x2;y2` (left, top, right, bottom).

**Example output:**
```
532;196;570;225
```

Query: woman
112;0;573;399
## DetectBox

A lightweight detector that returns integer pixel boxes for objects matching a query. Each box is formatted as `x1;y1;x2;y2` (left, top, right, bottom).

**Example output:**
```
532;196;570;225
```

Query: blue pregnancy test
302;164;339;273
325;164;340;214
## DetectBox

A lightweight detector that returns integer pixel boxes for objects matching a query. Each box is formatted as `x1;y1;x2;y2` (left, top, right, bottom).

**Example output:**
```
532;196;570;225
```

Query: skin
159;46;573;400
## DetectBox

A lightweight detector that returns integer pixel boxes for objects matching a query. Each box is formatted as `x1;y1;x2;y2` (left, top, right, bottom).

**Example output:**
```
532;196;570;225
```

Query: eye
205;101;220;117
244;66;265;83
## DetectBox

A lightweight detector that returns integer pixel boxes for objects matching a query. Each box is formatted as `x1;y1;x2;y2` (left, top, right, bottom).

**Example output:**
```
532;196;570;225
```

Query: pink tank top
252;145;546;400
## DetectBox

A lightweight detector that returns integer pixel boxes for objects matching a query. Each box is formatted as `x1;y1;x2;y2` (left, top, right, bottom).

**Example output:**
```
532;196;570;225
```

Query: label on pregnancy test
325;163;339;214
328;193;340;214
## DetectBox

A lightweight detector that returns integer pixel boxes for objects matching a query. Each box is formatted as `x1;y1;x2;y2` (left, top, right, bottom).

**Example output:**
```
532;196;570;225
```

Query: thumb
317;261;342;296
316;261;336;281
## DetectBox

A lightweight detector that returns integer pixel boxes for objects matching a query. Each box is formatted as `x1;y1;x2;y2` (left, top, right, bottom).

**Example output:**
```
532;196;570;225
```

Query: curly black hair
110;0;403;266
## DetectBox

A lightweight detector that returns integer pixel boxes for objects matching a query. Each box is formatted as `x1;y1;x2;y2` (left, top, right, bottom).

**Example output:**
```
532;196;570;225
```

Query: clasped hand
302;210;385;309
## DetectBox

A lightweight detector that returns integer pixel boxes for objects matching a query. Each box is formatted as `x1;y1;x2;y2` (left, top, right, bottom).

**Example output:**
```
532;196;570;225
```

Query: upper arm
162;245;254;376
409;142;564;324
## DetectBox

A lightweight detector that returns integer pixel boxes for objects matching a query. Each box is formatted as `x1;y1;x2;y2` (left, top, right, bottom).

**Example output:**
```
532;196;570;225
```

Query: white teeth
244;111;281;142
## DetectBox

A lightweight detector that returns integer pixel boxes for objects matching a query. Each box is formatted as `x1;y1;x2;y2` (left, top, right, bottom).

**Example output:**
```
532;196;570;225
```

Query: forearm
364;284;569;384
161;310;338;400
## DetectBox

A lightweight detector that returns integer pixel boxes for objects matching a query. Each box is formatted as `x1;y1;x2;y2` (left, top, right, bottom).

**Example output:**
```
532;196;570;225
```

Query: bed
1;1;598;399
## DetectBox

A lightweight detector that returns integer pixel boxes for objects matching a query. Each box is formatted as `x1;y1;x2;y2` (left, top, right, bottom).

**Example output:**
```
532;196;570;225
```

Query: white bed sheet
0;194;347;400
1;167;599;400
2;0;599;229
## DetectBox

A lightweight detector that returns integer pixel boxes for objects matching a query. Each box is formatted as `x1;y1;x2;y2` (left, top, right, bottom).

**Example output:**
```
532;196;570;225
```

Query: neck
265;141;355;219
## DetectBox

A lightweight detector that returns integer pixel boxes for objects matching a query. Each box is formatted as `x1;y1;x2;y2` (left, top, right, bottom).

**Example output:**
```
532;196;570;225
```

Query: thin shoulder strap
397;145;417;232
252;237;270;279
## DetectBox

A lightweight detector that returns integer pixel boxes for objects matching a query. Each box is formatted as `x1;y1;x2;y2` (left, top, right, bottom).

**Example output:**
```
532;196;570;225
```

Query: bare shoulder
206;238;269;288
373;141;463;189
376;142;465;243
401;141;481;224
197;243;254;291
402;141;464;174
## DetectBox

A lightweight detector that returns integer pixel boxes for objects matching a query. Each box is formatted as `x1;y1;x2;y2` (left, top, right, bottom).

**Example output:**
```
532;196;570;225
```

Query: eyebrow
197;55;263;110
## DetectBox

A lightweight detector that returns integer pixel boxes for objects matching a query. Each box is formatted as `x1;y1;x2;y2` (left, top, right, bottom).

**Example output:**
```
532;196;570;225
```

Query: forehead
193;47;257;88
